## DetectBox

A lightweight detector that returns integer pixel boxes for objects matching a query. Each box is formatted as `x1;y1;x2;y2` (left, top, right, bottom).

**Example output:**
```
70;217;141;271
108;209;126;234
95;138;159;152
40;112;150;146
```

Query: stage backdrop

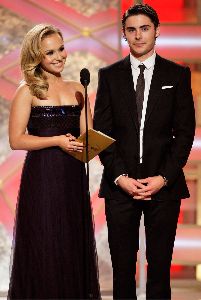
0;0;201;294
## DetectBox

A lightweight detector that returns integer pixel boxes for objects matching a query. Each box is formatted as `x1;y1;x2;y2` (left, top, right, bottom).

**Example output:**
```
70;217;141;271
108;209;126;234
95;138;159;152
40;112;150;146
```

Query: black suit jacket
93;54;195;201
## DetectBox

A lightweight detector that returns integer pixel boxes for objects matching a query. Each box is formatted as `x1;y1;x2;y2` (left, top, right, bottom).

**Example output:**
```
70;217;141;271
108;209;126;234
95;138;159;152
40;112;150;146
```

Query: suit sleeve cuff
114;174;128;185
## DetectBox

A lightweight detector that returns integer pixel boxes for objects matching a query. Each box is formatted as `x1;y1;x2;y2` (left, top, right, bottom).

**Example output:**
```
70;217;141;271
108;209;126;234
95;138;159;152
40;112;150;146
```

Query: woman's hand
58;134;83;153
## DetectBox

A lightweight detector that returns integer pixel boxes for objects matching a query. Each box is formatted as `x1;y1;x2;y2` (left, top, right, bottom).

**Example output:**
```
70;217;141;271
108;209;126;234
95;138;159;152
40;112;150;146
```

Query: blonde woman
8;24;100;299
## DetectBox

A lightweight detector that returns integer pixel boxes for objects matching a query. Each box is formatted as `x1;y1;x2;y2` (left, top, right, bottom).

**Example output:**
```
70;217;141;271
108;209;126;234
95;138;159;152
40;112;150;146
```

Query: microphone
80;68;90;86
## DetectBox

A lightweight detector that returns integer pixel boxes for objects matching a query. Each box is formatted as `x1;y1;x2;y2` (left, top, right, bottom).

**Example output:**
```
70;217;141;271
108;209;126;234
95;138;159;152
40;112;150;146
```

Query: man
94;4;195;300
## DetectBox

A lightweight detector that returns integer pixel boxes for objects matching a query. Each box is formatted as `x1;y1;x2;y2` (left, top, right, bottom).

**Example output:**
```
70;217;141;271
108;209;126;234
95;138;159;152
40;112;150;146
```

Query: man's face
124;14;160;61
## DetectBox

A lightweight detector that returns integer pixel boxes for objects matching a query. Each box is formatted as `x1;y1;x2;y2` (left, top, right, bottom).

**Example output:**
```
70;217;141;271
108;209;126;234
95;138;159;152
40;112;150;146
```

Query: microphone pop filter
80;68;90;86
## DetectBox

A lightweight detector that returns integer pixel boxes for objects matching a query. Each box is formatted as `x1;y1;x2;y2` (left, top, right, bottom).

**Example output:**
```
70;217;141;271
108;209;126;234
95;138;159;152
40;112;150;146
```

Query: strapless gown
8;105;100;299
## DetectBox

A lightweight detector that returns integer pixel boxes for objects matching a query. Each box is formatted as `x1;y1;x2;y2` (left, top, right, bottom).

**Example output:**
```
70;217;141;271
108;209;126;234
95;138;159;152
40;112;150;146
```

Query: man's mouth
134;43;145;46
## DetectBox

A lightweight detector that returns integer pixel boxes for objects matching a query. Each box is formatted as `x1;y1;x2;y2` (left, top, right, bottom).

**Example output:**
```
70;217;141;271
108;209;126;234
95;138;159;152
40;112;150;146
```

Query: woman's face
40;33;67;75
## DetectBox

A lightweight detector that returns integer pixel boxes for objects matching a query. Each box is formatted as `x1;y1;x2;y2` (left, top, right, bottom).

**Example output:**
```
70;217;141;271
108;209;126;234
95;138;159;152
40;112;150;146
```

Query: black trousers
105;195;181;300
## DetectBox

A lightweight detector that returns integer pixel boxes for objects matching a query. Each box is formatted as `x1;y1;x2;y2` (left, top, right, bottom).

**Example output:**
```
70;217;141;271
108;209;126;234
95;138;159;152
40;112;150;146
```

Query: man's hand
116;176;146;197
134;175;165;200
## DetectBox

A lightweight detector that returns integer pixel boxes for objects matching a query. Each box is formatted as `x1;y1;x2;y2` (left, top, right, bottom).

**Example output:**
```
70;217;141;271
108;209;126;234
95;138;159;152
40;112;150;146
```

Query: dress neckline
31;105;80;108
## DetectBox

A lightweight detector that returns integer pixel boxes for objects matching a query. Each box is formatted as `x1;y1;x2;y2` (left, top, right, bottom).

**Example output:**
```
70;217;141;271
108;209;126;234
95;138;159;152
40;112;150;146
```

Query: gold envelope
68;128;115;162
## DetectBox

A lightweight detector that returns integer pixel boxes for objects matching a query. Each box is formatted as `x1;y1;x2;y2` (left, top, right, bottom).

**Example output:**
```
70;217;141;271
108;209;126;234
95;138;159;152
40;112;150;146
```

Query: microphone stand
83;81;90;201
83;79;94;299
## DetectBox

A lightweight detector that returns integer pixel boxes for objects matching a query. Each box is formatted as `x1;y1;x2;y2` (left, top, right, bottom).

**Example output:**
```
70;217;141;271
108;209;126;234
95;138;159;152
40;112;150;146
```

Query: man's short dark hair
122;4;160;33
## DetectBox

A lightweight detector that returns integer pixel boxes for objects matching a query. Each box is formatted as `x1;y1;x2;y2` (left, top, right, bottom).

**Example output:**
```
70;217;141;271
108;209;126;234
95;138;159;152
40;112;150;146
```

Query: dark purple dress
8;105;100;299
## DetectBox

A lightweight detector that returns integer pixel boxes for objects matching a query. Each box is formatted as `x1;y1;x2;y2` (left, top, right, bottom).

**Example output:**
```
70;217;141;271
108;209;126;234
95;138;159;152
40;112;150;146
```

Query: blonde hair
20;24;63;99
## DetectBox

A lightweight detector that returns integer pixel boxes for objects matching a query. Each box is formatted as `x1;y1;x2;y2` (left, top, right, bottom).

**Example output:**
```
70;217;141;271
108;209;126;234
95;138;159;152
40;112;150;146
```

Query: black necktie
136;64;145;124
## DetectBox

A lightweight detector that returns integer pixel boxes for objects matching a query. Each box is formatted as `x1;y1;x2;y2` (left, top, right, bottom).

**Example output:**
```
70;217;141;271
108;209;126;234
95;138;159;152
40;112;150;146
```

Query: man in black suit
94;4;195;300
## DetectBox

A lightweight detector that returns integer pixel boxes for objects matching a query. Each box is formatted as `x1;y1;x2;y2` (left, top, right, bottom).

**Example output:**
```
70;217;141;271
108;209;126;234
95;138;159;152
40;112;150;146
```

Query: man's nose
135;30;142;40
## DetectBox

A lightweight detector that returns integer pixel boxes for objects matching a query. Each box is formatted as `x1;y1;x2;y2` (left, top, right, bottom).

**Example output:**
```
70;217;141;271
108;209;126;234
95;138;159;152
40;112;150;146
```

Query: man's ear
155;25;160;38
123;30;127;41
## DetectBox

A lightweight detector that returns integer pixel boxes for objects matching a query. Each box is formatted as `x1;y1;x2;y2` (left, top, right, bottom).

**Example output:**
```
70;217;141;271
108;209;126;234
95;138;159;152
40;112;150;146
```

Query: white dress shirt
114;52;156;185
130;51;156;163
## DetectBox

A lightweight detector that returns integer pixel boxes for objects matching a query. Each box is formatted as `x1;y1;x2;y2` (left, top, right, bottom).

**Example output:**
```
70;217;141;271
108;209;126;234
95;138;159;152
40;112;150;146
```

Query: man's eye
142;27;149;31
128;29;135;32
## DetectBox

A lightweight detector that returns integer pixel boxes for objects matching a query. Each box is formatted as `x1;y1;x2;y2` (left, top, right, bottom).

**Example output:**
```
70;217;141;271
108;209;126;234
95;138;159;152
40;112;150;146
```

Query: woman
8;24;100;299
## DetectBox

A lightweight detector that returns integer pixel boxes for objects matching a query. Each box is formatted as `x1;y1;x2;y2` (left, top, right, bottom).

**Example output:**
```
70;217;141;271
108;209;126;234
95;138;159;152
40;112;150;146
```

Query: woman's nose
54;51;62;60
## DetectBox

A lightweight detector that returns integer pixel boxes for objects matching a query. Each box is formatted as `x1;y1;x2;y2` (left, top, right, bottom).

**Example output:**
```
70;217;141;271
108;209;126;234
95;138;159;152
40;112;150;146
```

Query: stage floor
1;280;201;300
100;279;201;300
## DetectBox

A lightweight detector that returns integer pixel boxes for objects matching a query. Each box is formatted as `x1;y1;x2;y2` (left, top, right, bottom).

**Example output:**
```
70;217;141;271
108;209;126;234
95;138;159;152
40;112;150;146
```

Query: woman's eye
60;46;65;51
46;51;54;55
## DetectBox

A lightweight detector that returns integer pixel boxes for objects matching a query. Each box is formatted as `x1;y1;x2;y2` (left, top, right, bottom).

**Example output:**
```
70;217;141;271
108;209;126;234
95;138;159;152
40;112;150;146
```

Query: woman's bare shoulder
15;82;32;97
63;80;84;93
63;80;84;107
13;82;32;104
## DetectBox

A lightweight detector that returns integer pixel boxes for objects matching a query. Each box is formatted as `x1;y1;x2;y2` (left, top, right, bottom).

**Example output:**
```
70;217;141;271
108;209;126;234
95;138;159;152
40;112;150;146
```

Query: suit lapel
119;56;139;132
144;55;166;125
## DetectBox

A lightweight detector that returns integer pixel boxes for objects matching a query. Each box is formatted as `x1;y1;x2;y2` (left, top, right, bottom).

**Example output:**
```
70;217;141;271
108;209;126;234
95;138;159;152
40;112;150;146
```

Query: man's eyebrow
126;24;151;29
140;24;151;28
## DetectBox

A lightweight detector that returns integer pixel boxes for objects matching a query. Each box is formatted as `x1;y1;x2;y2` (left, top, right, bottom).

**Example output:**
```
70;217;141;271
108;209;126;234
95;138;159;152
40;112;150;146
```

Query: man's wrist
159;174;168;187
114;174;128;185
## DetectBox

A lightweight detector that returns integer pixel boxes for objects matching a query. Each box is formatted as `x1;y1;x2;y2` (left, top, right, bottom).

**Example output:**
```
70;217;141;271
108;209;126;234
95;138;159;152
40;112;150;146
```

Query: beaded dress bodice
27;105;81;137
